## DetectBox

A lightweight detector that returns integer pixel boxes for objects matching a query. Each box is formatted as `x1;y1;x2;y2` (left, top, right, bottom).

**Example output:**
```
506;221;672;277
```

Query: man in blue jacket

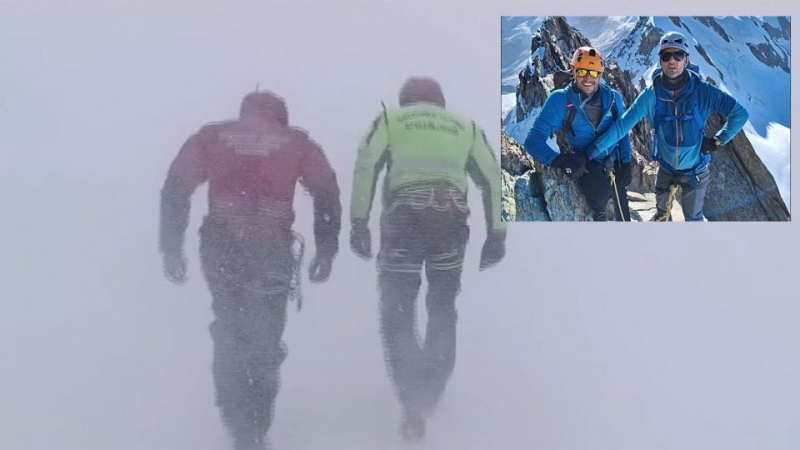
524;46;632;221
588;31;749;221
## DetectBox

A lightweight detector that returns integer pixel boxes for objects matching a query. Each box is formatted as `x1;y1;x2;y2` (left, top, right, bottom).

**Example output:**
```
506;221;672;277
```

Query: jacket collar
567;82;612;106
654;69;699;101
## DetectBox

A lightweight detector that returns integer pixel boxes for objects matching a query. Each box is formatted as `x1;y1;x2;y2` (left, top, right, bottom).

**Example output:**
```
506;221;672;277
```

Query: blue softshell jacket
523;82;631;166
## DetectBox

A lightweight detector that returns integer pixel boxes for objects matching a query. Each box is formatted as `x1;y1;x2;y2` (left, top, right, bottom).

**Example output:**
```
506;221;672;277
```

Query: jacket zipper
675;103;679;169
575;91;612;156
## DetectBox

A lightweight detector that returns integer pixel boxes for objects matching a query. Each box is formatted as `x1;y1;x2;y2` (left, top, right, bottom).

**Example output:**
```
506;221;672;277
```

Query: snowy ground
3;4;800;450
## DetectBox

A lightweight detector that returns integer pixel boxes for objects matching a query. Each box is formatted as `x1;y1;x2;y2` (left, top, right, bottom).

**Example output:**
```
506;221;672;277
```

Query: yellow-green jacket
351;103;505;234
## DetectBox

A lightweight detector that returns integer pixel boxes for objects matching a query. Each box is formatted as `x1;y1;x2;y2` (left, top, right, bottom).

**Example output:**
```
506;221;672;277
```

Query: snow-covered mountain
501;16;791;210
501;16;639;94
567;16;640;56
606;16;790;135
501;16;543;94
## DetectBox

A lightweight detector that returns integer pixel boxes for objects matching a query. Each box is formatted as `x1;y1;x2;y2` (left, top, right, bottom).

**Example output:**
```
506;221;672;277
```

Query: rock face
515;71;549;122
535;163;596;221
501;130;547;221
693;43;725;81
628;191;686;222
775;17;791;39
695;16;731;42
746;42;790;73
502;16;790;221
516;17;593;120
607;17;660;98
702;113;790;221
533;16;592;74
501;129;595;221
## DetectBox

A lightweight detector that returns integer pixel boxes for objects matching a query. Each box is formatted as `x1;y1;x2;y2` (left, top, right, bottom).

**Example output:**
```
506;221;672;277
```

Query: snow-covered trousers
655;164;711;221
377;200;470;418
199;217;297;448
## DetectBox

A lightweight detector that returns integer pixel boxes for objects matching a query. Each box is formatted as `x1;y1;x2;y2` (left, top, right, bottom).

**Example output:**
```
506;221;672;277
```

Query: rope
655;184;680;222
608;171;626;222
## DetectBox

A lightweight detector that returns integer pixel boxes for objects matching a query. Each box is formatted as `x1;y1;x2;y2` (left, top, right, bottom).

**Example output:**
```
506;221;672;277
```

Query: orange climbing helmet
570;46;604;73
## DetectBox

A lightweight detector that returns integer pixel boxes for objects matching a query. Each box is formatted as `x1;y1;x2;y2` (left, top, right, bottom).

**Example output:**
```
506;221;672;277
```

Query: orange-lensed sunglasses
576;68;600;78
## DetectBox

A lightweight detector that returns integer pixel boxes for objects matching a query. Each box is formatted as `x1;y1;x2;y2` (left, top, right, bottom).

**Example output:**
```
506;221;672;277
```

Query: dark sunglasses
575;68;600;78
660;51;686;62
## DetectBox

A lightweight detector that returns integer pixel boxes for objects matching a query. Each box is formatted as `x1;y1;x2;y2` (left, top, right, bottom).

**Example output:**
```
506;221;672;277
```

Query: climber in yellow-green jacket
349;76;506;443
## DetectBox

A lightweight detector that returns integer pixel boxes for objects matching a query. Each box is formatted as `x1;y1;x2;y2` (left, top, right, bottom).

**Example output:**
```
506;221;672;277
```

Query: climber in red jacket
159;90;341;450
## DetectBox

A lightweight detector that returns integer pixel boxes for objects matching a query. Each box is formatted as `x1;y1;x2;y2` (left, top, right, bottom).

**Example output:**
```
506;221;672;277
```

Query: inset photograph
501;16;791;221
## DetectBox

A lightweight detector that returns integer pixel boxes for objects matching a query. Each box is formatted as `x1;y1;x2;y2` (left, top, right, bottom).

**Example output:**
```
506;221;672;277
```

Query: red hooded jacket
159;93;340;259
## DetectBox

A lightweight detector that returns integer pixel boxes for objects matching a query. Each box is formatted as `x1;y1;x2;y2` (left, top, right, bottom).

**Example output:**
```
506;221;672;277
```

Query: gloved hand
602;156;614;173
479;232;506;271
308;255;333;283
701;136;722;154
350;218;372;260
162;251;187;285
614;161;633;188
551;153;588;180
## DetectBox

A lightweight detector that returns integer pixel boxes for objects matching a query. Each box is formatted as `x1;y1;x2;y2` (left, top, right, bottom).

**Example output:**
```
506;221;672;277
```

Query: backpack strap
689;93;703;133
611;95;618;121
651;93;664;161
562;102;577;139
607;94;622;161
687;92;712;166
664;92;701;130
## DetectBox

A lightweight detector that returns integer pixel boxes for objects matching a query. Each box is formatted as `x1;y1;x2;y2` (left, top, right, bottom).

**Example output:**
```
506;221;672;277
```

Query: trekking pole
608;171;626;222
